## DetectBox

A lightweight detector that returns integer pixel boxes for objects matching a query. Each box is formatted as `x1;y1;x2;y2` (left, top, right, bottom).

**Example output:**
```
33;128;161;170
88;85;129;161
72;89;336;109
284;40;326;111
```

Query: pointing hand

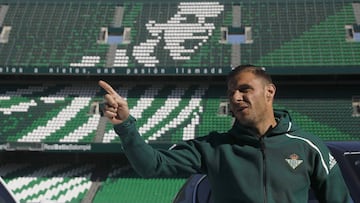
98;80;130;124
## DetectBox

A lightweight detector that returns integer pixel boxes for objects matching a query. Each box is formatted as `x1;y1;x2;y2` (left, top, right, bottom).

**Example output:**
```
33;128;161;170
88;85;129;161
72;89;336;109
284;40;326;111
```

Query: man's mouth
236;105;248;112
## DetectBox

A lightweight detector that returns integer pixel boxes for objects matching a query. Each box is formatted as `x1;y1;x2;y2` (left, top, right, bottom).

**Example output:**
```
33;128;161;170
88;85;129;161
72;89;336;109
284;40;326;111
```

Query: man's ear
266;84;276;100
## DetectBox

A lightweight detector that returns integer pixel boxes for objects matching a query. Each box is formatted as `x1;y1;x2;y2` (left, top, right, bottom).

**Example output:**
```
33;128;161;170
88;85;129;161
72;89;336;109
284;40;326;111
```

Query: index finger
98;80;116;94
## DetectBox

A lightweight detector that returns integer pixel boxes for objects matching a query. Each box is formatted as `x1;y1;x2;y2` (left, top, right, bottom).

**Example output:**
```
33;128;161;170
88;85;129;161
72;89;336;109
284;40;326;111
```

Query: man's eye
239;88;248;93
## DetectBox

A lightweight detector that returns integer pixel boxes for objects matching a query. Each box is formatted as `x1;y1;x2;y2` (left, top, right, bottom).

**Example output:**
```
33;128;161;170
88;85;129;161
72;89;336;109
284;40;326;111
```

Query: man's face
227;71;274;127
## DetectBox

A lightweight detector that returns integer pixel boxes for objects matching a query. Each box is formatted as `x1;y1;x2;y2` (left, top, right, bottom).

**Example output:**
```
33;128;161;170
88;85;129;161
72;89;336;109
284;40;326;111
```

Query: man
99;65;351;202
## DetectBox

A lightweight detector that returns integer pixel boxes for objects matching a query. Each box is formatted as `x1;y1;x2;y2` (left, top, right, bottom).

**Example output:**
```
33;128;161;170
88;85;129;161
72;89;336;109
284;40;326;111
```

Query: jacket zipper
260;137;267;203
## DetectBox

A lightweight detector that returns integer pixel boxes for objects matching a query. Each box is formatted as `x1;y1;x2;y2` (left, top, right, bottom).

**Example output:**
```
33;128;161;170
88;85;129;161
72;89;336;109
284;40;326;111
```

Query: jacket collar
228;109;294;143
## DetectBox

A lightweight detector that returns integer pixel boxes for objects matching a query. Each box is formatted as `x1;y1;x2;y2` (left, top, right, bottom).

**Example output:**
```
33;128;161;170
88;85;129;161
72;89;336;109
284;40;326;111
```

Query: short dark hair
227;64;273;84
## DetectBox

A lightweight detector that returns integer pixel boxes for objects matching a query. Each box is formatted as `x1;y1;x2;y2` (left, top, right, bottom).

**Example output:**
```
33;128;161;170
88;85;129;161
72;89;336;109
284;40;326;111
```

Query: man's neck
255;117;278;137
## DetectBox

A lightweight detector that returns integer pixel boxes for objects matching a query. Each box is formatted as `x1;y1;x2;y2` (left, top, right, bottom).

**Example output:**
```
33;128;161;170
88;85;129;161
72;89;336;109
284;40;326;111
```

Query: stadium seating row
0;162;185;203
0;82;358;145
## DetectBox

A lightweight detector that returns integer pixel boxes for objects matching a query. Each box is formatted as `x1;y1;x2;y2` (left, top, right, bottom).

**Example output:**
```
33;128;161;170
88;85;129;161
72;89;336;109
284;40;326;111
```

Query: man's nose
232;90;243;102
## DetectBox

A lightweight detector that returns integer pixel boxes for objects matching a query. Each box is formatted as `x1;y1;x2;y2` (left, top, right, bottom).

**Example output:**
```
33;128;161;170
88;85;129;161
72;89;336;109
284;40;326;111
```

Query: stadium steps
93;116;108;143
81;180;101;203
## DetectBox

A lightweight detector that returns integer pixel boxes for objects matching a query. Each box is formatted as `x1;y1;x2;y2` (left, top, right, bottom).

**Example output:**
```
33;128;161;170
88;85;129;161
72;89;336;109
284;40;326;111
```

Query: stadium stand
0;79;358;202
0;0;359;75
0;0;359;202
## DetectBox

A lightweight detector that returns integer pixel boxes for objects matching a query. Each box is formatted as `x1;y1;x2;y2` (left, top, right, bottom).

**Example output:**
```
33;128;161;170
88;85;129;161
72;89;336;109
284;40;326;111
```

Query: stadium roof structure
0;0;359;75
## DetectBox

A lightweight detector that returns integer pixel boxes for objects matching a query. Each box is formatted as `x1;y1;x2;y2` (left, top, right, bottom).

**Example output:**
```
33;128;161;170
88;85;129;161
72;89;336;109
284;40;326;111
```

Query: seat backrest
173;174;211;203
0;177;18;203
326;141;360;203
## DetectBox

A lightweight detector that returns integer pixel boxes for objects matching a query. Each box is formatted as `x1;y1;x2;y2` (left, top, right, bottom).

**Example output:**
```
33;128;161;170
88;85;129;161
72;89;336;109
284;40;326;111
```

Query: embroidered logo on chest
285;153;303;169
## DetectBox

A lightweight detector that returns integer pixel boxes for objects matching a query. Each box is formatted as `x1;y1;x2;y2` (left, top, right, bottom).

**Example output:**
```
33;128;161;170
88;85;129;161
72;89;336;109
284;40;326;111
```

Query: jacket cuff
113;115;136;137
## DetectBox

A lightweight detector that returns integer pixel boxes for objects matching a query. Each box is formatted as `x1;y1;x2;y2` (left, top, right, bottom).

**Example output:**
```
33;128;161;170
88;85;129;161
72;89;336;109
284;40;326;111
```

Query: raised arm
98;80;203;178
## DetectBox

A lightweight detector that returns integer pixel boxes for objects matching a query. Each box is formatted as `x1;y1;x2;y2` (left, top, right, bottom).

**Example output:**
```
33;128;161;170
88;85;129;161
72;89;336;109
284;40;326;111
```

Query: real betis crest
285;153;303;169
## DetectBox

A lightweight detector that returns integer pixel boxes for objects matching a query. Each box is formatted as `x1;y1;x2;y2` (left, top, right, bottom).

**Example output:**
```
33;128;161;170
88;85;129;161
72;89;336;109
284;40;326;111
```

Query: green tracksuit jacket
114;110;351;203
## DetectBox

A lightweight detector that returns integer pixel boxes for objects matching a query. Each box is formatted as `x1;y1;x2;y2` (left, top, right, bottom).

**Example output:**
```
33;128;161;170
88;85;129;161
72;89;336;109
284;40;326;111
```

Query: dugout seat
0;177;18;203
